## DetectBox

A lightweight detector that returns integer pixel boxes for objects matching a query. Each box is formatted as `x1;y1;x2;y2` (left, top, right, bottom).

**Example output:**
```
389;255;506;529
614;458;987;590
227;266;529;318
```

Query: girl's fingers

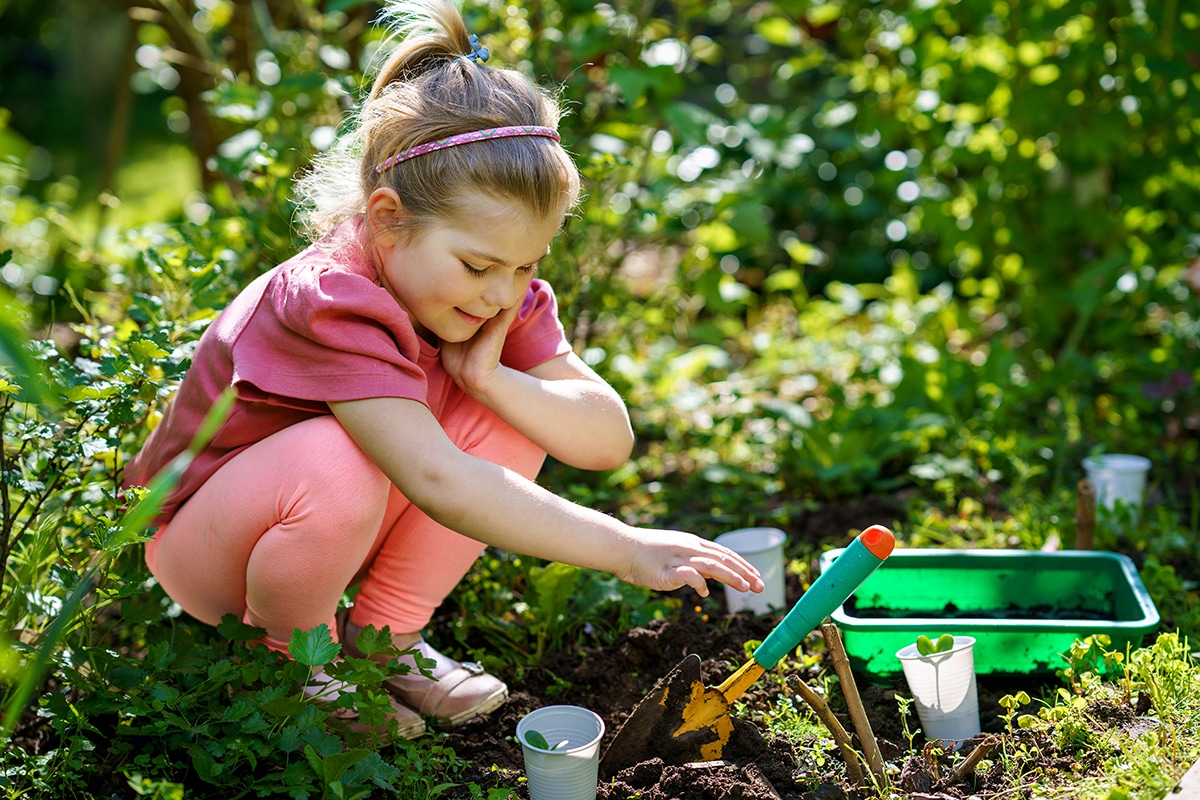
665;553;762;595
632;529;766;594
695;541;759;580
701;557;759;592
677;566;709;597
698;544;764;592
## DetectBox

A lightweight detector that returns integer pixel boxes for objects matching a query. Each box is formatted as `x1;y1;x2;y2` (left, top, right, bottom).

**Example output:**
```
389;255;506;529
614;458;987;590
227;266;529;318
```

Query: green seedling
916;633;956;656
523;730;569;751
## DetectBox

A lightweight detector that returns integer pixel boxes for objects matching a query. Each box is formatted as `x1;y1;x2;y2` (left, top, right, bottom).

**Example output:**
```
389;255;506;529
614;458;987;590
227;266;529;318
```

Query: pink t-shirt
126;218;572;524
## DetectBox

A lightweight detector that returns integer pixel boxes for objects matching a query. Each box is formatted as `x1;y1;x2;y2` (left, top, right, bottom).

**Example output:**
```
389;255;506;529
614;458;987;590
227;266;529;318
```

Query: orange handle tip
859;524;895;560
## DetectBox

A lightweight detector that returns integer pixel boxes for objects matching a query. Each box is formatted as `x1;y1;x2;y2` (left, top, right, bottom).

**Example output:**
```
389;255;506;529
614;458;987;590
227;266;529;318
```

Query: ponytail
294;0;581;243
368;0;472;99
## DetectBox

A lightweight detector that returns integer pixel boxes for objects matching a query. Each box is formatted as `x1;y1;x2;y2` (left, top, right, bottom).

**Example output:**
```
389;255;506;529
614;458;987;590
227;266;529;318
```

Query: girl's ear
366;187;406;246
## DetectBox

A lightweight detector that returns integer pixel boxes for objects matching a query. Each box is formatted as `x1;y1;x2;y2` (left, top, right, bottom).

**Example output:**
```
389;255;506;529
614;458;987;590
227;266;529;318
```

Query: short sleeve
232;261;433;405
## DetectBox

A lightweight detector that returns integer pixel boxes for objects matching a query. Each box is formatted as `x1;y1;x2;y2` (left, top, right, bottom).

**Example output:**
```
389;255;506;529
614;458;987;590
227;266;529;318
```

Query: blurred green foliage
0;0;1198;796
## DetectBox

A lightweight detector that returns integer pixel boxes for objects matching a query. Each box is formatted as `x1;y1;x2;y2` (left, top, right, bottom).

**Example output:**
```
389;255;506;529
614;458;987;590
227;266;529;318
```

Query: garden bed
433;577;1149;799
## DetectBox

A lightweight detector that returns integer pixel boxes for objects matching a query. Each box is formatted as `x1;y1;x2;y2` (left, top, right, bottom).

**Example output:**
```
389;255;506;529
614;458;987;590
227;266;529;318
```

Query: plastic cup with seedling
896;633;980;750
517;704;605;800
915;633;955;656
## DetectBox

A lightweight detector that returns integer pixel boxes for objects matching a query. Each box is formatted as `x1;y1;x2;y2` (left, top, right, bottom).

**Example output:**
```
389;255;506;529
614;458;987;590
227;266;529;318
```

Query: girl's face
371;193;564;345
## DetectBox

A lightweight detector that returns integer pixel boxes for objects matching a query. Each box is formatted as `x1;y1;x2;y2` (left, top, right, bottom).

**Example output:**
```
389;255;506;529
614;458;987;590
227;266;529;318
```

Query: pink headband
374;125;561;174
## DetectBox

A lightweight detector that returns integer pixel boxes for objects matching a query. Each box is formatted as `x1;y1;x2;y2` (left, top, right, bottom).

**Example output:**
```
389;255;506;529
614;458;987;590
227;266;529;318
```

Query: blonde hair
294;0;581;241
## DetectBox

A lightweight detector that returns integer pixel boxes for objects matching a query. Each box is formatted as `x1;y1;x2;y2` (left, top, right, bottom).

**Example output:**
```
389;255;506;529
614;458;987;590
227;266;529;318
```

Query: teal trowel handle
752;525;894;670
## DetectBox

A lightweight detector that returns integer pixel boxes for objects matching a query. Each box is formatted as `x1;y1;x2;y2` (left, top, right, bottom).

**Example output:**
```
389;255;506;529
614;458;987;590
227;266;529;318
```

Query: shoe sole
342;712;427;740
439;685;509;728
388;716;428;740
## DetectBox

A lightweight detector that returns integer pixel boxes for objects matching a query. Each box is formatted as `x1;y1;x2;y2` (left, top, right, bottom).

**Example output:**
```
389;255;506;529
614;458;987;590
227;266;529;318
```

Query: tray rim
817;547;1161;632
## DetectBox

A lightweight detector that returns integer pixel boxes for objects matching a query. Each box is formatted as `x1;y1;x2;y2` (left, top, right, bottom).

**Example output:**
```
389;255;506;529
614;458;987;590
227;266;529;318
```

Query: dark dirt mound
442;609;838;800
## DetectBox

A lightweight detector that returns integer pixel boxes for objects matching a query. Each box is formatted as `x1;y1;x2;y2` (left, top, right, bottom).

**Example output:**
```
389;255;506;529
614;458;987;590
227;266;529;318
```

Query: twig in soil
786;674;865;786
1075;479;1095;550
820;622;888;789
947;735;999;784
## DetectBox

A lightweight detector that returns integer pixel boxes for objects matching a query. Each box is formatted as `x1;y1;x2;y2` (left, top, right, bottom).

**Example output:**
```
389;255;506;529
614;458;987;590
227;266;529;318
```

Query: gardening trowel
599;524;895;778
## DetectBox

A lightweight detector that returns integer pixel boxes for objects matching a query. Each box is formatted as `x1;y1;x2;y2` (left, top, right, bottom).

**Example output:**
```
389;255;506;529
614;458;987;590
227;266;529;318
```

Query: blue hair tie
464;33;489;63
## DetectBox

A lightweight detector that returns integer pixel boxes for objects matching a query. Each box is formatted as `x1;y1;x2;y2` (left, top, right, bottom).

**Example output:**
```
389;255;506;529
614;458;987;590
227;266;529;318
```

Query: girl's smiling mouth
456;308;488;325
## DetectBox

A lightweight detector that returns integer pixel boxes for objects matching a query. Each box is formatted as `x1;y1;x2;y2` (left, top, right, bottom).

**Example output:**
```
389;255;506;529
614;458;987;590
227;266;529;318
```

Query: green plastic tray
817;548;1160;677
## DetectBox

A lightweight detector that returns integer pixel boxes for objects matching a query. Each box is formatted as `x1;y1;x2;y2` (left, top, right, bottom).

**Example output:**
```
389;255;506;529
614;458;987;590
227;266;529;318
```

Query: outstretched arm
329;396;761;597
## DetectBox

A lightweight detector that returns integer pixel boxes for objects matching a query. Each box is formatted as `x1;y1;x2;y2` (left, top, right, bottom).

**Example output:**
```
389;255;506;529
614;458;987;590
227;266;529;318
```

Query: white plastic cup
896;635;981;750
516;705;605;800
714;527;787;615
1082;454;1151;511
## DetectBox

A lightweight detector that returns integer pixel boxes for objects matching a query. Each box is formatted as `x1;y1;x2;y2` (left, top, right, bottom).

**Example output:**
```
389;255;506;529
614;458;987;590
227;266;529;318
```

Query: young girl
125;0;762;739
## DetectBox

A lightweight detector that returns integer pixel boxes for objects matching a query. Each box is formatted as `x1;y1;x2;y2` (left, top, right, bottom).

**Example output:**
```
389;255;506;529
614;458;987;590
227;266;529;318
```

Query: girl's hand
440;303;521;397
440;308;635;471
615;529;765;598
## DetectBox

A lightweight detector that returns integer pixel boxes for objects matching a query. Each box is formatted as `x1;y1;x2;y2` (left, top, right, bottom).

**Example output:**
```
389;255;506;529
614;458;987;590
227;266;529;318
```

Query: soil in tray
843;598;1118;621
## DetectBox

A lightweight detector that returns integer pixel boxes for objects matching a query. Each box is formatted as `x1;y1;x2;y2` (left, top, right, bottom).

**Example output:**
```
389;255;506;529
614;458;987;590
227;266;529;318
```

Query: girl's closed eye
461;259;538;277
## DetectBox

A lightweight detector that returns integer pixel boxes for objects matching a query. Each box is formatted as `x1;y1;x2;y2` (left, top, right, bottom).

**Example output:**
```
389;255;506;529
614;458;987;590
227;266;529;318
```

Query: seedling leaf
916;633;955;655
524;730;551;750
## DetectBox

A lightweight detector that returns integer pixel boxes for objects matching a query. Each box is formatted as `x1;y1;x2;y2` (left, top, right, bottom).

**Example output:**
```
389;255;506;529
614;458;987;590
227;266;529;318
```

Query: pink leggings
144;396;545;652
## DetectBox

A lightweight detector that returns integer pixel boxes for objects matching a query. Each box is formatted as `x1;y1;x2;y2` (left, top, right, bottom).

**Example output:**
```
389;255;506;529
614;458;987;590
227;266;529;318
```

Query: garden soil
439;593;1040;800
433;496;1092;799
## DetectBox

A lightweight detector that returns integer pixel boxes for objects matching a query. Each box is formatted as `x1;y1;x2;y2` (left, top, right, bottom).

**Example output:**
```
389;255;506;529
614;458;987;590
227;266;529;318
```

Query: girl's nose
483;272;523;309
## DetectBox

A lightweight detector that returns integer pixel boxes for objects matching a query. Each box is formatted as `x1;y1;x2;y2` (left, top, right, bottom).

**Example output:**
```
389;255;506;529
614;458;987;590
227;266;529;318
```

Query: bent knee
276;416;390;514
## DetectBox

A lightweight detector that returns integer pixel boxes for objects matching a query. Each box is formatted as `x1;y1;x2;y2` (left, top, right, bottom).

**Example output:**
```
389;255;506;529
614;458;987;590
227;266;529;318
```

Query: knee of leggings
294;416;391;509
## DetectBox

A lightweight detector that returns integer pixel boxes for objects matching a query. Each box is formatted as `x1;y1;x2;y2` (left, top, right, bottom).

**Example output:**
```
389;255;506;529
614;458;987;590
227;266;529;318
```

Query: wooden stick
821;622;887;788
1075;478;1096;550
948;735;999;782
786;675;866;786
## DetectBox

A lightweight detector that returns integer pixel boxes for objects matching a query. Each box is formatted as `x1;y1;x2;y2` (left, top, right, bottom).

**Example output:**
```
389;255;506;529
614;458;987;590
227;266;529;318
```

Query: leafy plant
997;690;1034;736
894;694;920;751
3;611;485;797
442;552;679;673
986;633;1200;799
